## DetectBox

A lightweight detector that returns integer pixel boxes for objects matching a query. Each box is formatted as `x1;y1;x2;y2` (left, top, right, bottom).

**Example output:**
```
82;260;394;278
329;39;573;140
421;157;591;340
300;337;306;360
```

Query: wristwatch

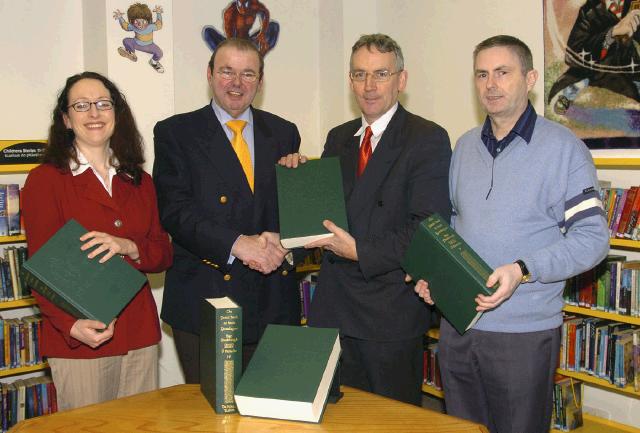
514;259;531;283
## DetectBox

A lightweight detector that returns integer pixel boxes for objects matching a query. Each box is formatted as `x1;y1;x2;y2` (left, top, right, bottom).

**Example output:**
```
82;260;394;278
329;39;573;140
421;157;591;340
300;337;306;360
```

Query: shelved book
552;376;583;431
21;219;146;324
0;246;28;301
402;213;496;334
234;324;340;423
199;296;242;414
559;314;638;389
0;314;43;369
0;375;57;431
275;157;348;249
564;255;640;317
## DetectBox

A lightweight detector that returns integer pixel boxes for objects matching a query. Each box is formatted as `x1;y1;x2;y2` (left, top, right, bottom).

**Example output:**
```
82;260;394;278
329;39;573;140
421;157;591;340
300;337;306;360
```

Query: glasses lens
73;102;90;112
241;73;257;83
374;71;390;82
96;100;114;110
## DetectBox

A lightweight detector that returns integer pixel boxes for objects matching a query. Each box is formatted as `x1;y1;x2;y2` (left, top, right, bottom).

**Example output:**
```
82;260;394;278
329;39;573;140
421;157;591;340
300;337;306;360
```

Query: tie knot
363;126;373;141
227;119;247;134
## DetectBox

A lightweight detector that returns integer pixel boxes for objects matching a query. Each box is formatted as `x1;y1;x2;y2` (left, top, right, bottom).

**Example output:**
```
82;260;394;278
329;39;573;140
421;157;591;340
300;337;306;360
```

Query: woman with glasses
21;71;172;411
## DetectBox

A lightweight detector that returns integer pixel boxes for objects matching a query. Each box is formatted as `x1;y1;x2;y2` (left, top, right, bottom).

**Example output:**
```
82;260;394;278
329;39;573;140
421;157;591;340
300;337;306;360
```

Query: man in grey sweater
416;35;609;433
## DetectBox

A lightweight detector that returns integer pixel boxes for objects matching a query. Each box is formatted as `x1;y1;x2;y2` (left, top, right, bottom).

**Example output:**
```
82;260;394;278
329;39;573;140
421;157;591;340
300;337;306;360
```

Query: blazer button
114;219;123;228
281;270;288;276
223;274;232;281
219;195;228;204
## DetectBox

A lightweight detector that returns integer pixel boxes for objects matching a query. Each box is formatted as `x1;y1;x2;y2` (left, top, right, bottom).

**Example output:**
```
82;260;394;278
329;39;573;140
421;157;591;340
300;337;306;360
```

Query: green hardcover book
402;213;496;335
276;157;348;249
199;296;242;414
234;324;340;423
20;219;146;324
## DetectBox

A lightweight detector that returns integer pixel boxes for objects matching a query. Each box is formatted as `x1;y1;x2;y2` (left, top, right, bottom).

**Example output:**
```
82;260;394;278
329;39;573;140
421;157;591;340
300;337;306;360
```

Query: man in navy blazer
283;34;451;405
153;38;301;383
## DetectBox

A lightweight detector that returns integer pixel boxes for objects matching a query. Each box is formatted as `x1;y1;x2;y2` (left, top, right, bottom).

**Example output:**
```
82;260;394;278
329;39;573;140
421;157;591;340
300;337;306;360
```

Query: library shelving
0;163;49;383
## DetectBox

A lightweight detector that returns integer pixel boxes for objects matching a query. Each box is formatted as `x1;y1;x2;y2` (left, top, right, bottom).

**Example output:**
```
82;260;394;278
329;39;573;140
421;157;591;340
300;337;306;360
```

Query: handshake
231;231;289;275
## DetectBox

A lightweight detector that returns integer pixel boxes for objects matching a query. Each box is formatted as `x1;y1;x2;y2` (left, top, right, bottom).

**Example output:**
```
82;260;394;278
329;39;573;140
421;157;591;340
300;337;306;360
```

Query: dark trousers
339;335;423;406
172;327;257;384
438;319;561;433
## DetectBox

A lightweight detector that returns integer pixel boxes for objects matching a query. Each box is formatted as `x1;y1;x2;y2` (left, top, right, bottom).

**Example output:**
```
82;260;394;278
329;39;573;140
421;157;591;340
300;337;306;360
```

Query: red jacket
22;164;172;358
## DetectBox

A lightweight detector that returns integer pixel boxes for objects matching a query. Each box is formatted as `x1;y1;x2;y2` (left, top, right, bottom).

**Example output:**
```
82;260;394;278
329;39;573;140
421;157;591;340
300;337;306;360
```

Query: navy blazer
153;104;301;342
308;104;452;340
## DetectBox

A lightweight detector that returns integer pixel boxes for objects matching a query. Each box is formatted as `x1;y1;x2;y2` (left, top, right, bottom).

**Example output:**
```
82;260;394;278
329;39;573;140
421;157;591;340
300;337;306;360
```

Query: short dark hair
45;71;144;185
473;35;533;73
208;38;264;78
350;33;404;71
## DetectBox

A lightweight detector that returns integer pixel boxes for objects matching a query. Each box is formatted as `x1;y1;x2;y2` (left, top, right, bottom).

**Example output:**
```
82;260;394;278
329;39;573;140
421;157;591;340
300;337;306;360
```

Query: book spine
20;267;88;319
215;306;241;413
424;215;494;292
0;185;8;236
6;184;20;236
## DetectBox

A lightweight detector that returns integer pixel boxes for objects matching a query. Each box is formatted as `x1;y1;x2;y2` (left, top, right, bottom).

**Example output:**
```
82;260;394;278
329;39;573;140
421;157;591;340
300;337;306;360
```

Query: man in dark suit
153;37;301;383
285;34;451;405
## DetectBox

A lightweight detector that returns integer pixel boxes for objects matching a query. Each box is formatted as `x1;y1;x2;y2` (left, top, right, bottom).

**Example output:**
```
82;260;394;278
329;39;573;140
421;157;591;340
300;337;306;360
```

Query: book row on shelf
564;255;640;317
0;184;22;238
0;246;28;302
601;183;640;240
560;314;639;391
0;314;43;370
1;376;57;432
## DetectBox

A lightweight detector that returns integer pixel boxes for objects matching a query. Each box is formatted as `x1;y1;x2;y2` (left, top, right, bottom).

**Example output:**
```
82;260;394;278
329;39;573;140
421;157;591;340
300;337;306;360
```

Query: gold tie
226;120;254;192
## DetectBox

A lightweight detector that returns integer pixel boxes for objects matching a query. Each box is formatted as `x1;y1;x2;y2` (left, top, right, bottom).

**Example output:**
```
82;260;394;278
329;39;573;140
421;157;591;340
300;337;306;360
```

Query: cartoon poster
202;0;279;56
544;0;640;148
113;3;165;73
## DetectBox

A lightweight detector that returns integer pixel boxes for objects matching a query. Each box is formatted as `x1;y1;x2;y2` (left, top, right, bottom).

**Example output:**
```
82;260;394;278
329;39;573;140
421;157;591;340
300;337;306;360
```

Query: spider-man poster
544;0;640;148
202;0;279;56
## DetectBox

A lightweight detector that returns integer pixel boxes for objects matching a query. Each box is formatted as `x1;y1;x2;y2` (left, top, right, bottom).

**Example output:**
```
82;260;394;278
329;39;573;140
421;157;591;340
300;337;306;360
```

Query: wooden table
12;385;490;432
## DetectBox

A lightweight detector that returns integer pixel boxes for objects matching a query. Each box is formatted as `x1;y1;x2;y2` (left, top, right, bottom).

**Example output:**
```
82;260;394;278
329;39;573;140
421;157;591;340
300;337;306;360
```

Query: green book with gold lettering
21;219;146;324
200;296;242;414
402;213;496;334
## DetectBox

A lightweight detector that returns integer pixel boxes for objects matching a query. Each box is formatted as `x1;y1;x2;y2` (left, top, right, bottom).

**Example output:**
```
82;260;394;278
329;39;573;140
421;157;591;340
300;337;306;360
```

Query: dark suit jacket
307;104;451;341
153;104;301;343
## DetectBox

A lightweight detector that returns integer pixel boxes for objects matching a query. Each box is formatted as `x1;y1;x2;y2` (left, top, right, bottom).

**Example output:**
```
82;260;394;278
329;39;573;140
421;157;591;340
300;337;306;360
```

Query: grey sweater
450;115;609;333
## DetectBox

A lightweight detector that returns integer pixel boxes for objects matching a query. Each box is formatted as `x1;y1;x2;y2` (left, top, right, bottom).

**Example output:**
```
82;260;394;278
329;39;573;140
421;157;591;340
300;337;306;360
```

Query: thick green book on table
402;213;496;335
275;157;348;249
200;296;242;414
20;219;146;325
234;324;340;423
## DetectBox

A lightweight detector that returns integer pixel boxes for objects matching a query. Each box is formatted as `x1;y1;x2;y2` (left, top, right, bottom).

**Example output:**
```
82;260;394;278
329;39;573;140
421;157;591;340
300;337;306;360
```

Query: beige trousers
48;344;158;411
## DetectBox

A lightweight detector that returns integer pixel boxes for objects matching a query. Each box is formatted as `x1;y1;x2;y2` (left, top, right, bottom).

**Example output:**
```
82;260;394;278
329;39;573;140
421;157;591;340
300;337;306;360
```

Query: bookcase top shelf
0;164;39;174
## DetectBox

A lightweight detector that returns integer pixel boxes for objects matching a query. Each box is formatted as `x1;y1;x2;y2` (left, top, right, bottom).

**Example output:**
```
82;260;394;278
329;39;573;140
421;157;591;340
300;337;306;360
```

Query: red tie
357;126;373;177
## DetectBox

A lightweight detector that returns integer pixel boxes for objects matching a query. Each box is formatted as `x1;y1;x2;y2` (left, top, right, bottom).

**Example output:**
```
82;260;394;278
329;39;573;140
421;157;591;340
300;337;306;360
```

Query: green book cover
276;157;348;249
234;324;340;423
402;213;496;335
21;219;146;324
199;296;242;414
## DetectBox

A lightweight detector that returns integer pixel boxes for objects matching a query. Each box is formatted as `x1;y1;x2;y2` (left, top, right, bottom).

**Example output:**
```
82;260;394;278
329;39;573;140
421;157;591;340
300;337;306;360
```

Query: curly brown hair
127;3;152;23
45;71;144;185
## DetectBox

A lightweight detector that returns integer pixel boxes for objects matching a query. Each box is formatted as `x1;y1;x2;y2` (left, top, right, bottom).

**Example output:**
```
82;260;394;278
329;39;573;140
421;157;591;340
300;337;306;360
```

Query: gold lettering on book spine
223;359;234;403
461;250;490;281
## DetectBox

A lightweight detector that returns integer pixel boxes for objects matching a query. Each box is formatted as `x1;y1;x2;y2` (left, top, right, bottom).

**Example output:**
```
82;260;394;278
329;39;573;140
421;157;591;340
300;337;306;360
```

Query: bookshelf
0;162;51;421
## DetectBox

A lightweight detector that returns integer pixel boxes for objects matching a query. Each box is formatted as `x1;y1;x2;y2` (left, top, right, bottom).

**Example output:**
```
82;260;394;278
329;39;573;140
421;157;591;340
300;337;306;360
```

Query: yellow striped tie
226;120;254;192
